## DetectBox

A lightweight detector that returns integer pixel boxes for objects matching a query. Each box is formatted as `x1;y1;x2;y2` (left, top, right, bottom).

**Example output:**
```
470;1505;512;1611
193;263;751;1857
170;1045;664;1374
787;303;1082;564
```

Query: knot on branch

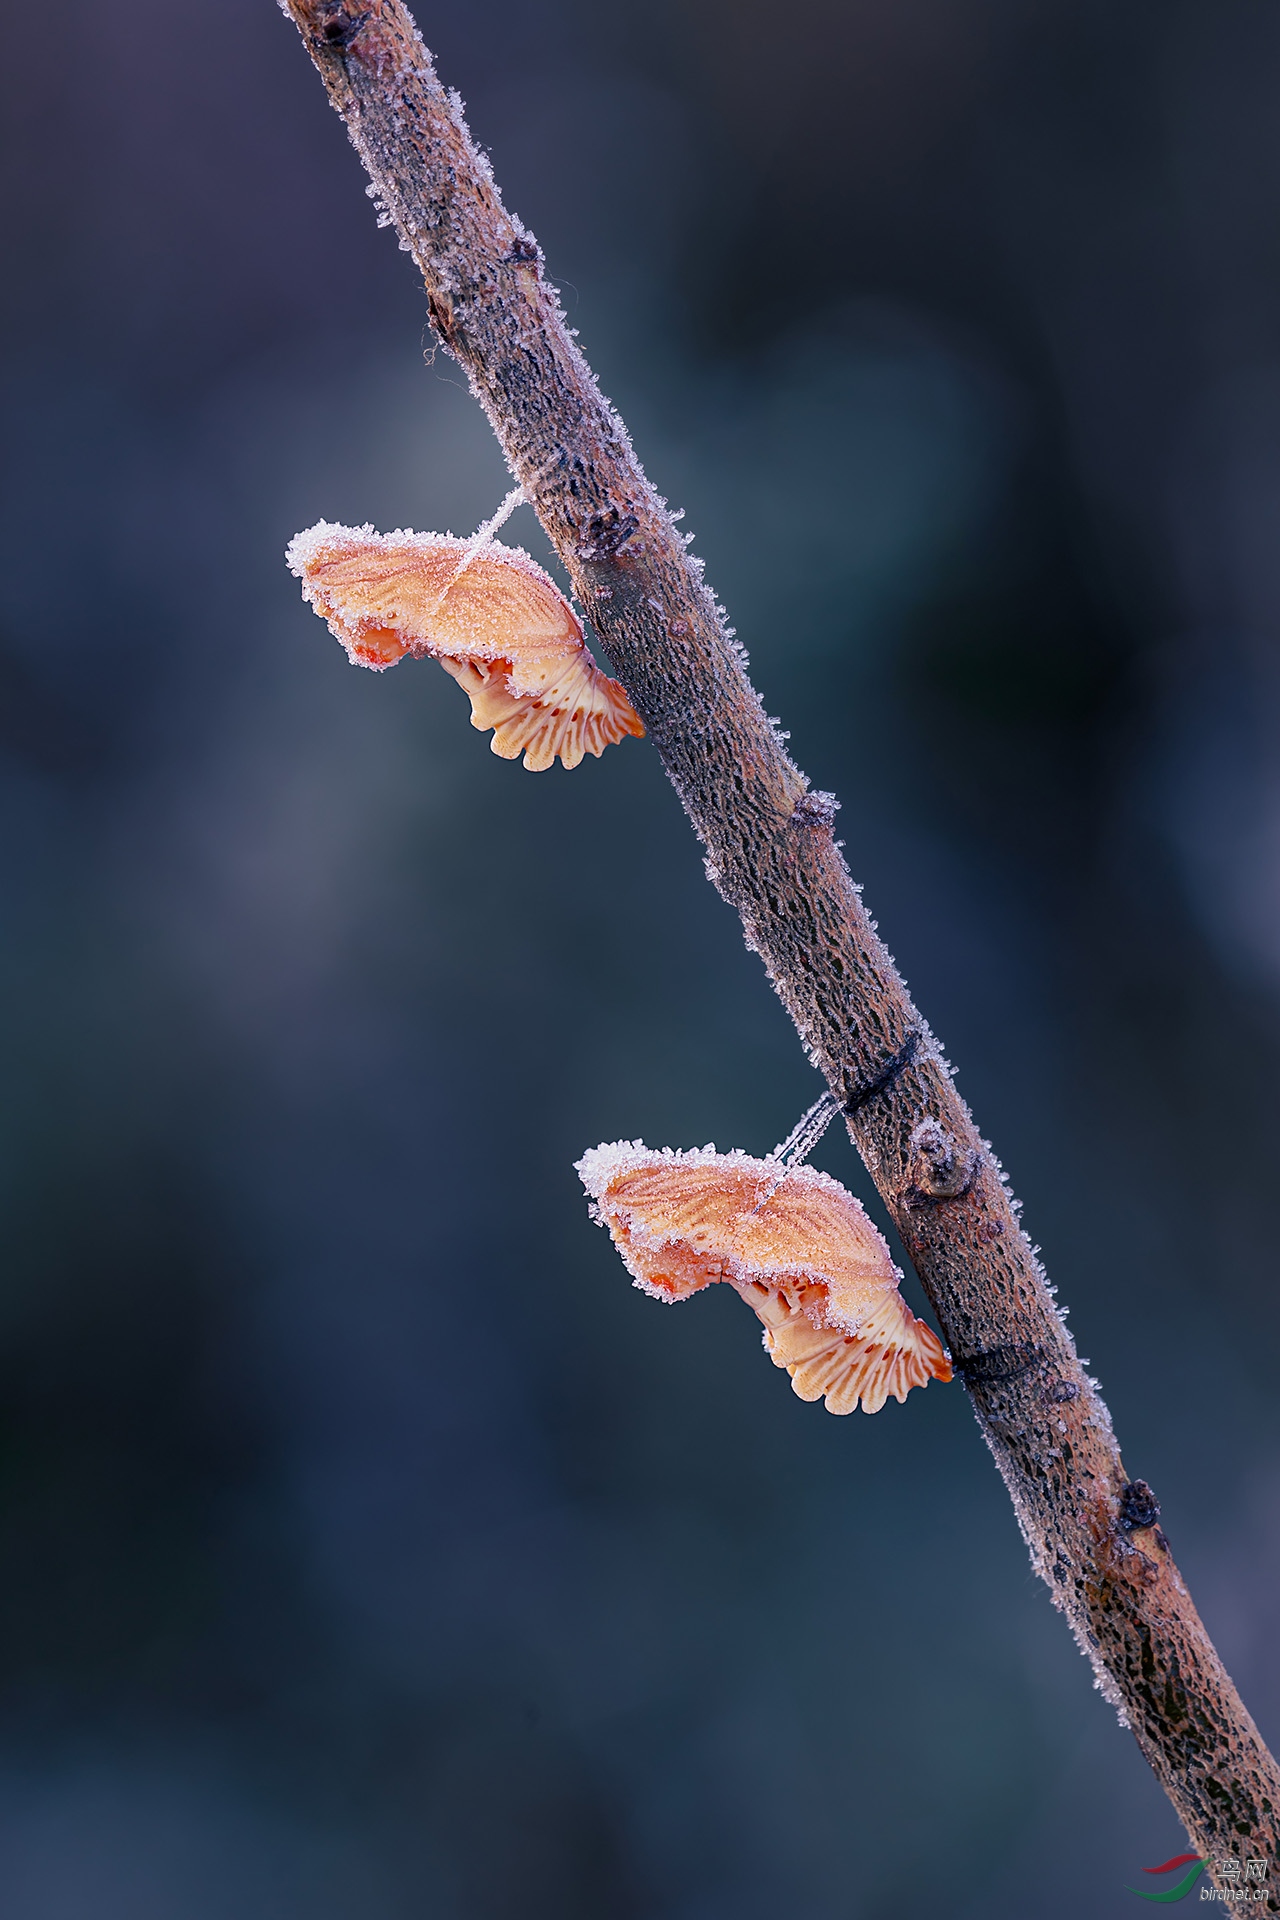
1117;1479;1161;1531
576;505;641;562
313;3;372;52
1109;1483;1167;1580
790;789;841;830
902;1116;978;1207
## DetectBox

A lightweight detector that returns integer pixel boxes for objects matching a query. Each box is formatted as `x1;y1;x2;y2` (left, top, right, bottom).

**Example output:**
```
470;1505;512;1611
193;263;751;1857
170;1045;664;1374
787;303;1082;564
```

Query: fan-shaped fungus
577;1142;952;1415
286;522;644;771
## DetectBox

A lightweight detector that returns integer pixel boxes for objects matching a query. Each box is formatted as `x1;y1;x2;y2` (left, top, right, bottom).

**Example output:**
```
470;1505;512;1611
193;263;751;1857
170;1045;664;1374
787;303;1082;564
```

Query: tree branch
278;0;1279;1881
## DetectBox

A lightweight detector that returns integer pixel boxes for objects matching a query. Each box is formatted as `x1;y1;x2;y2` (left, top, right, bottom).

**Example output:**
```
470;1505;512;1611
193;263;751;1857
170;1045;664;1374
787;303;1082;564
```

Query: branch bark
279;0;1279;1883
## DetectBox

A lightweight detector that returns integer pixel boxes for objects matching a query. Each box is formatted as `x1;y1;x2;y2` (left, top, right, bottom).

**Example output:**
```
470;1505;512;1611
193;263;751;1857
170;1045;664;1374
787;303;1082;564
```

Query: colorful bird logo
1127;1855;1207;1901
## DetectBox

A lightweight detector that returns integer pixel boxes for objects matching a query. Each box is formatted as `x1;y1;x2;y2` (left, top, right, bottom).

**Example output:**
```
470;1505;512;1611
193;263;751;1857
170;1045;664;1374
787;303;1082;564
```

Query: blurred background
0;1;1277;1913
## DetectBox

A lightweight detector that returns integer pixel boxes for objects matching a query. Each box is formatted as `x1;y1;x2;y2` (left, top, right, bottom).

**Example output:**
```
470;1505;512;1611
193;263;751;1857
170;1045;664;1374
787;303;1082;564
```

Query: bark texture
279;0;1280;1882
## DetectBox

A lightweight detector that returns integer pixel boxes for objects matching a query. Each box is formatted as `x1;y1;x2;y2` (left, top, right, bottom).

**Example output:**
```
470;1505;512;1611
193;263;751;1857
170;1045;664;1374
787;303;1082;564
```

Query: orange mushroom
577;1141;952;1415
285;521;644;771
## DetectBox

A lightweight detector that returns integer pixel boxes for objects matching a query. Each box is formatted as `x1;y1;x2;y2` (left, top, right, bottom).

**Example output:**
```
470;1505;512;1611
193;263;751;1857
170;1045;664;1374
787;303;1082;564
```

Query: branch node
576;506;640;563
1118;1479;1162;1532
901;1115;979;1206
790;789;841;829
312;2;371;52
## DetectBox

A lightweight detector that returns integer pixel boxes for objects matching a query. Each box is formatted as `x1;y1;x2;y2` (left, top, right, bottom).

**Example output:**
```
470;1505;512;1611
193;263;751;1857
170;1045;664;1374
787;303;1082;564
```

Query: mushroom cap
285;523;583;670
577;1140;952;1415
285;522;644;770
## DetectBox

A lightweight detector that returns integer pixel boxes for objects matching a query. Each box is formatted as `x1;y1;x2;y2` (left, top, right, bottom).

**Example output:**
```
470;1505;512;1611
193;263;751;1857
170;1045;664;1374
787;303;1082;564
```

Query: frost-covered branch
278;0;1279;1883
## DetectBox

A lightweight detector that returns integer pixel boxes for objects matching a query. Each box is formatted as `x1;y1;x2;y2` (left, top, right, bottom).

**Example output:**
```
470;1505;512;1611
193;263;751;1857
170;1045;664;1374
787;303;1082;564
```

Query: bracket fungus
577;1141;952;1415
286;522;644;770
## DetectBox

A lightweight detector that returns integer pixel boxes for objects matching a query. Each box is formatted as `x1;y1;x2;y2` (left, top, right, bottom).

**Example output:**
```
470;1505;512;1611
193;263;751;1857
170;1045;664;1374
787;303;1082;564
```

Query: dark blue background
0;2;1277;1913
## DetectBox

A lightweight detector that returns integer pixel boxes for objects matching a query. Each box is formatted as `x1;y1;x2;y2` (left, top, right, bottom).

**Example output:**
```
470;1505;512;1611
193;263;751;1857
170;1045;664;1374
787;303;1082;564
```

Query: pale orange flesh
577;1144;952;1416
286;524;644;771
